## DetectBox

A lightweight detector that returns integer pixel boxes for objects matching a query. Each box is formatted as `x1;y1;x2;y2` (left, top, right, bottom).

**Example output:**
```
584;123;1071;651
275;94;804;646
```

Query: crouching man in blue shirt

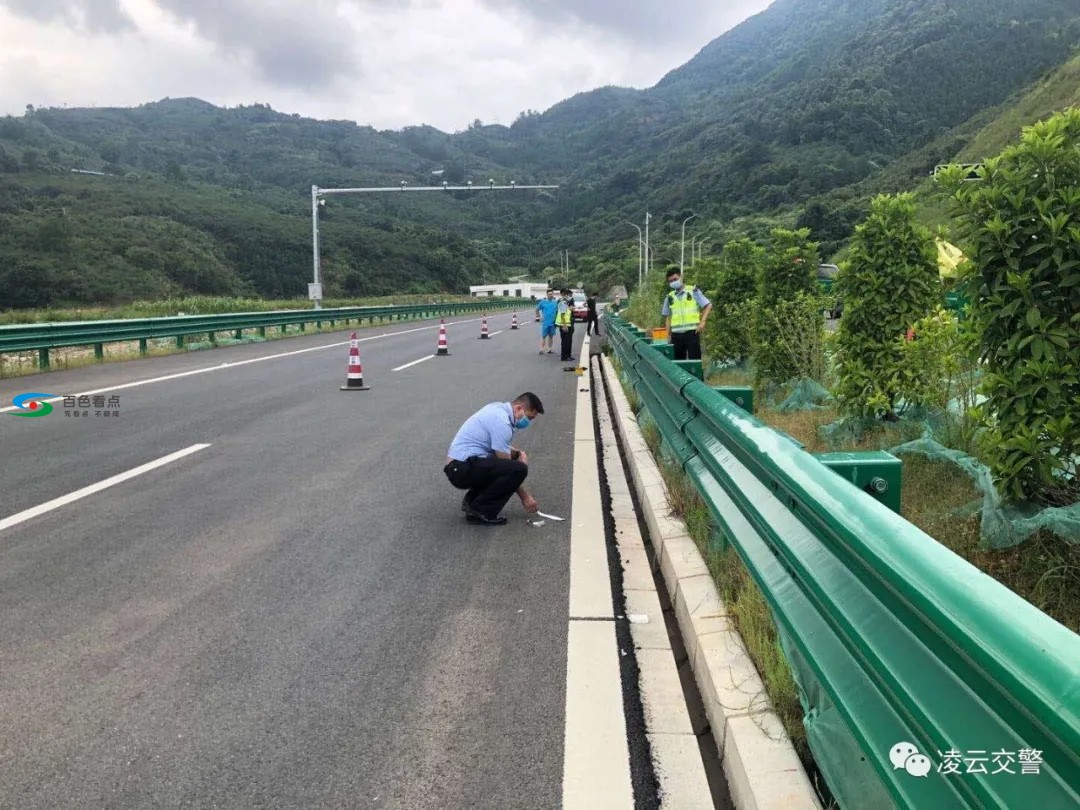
443;392;543;525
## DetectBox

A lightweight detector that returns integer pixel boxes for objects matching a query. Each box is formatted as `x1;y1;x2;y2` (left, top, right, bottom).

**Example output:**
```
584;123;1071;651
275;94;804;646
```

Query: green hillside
2;0;1079;308
820;48;1080;241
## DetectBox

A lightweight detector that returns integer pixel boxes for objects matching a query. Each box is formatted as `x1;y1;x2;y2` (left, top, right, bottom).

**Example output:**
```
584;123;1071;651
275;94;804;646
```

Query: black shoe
461;494;472;512
465;510;507;526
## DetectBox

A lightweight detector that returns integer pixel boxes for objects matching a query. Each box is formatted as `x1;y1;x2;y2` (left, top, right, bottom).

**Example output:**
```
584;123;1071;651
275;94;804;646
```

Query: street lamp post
310;180;558;309
680;213;698;272
644;212;652;278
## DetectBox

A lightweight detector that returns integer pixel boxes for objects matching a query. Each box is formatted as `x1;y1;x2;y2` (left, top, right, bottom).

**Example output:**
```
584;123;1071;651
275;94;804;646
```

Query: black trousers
559;326;574;360
586;313;600;335
444;456;528;519
672;330;702;361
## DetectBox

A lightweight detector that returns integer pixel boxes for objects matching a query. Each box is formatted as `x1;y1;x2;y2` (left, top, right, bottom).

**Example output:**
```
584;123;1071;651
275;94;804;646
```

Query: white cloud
0;0;774;131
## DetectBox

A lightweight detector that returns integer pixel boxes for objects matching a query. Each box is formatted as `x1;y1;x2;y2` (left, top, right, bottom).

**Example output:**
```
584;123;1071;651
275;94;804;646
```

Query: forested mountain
1;0;1078;308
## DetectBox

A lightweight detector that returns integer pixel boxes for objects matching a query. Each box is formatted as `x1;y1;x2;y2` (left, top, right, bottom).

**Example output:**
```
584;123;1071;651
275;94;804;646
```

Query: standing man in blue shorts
535;288;559;355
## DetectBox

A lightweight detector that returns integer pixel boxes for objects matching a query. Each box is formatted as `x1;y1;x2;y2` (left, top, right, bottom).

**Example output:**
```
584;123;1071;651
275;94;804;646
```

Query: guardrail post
815;451;903;513
280;325;288;335
712;386;754;413
139;338;148;356
94;343;104;362
38;347;49;370
652;342;675;360
176;335;184;349
208;331;217;344
674;359;704;381
259;326;266;338
299;322;305;332
234;329;242;340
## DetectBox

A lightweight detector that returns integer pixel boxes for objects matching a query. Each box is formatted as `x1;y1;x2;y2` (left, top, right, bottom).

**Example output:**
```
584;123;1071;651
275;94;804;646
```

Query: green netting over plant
775;377;834;412
887;436;1080;549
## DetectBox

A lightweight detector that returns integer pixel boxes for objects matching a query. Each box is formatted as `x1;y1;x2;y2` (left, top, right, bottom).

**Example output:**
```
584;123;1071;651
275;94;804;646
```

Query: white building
468;282;548;299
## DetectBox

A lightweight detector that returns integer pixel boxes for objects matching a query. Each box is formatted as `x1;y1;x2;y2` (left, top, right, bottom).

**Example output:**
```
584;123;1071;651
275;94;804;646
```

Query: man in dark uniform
555;287;575;362
585;292;601;336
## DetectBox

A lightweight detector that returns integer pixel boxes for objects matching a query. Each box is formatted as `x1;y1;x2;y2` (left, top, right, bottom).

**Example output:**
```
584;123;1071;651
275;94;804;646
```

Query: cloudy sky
0;0;773;132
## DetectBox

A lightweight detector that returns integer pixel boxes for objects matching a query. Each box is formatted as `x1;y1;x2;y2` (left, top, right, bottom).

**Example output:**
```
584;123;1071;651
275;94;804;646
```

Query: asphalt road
0;311;590;809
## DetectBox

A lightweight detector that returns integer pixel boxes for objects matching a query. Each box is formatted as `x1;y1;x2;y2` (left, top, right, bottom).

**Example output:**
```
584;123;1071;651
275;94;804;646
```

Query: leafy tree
755;228;819;386
834;193;940;417
702;240;762;364
940;108;1080;505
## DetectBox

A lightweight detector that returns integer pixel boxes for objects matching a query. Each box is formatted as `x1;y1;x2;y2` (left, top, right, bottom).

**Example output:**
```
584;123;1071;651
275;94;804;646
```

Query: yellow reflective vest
556;300;572;327
666;289;701;332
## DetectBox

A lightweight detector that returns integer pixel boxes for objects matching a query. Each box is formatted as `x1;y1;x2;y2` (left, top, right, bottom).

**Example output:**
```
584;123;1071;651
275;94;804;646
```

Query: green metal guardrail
605;313;1080;810
0;300;522;370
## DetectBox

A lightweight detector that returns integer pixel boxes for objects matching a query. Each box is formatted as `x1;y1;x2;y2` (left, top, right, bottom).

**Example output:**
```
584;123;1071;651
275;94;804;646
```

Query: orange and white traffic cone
435;319;450;356
479;315;490;339
339;332;370;391
511;313;519;330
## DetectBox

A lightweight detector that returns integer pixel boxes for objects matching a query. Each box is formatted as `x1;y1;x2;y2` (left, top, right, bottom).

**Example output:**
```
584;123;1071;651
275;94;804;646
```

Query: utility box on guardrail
712;386;753;413
815;451;902;513
673;359;703;381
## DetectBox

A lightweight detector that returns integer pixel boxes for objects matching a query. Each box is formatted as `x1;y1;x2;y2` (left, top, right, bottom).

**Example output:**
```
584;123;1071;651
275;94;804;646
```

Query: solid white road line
392;355;435;372
487;331;504;337
562;335;634;809
0;444;211;534
0;314;522;414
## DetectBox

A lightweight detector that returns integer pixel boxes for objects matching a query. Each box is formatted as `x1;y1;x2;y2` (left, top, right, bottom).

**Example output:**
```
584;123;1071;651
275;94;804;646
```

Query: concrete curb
599;355;822;810
592;354;714;810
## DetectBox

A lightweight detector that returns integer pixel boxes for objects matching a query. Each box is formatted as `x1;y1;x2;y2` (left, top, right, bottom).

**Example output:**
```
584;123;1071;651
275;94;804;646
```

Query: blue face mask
669;279;683;290
515;416;531;430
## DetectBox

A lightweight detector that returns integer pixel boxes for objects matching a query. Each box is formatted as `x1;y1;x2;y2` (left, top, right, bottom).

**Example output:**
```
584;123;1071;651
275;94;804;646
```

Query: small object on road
528;519;546;527
627;614;650;624
535;511;565;522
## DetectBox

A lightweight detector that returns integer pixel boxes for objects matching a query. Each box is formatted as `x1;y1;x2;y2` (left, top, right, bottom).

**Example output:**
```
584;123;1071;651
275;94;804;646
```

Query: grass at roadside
639;419;811;769
759;402;1080;631
0;295;518;379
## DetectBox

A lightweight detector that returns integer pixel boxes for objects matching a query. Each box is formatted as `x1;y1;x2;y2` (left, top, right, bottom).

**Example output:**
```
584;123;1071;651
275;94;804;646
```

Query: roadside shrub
940;108;1080;505
760;290;828;386
704;239;763;365
896;308;982;452
755;228;819;387
834;194;941;418
621;265;668;332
